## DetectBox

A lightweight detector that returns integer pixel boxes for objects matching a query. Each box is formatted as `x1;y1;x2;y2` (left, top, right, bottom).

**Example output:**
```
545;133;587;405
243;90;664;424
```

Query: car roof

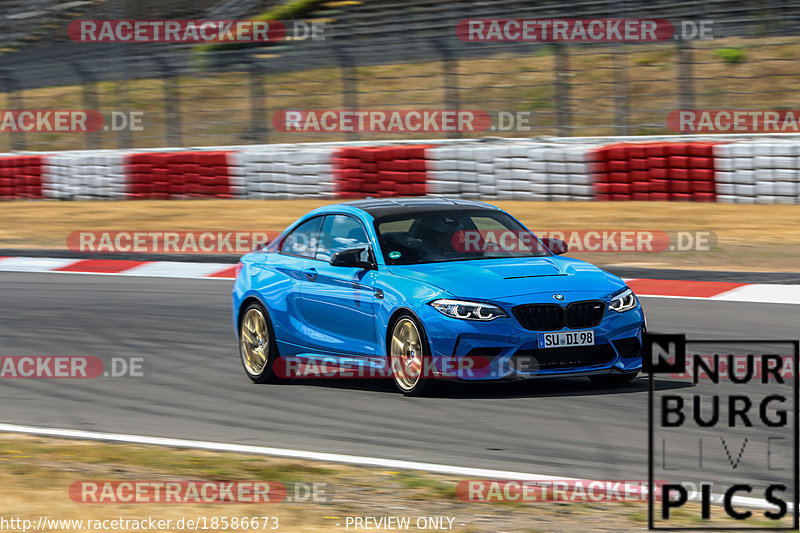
340;197;499;218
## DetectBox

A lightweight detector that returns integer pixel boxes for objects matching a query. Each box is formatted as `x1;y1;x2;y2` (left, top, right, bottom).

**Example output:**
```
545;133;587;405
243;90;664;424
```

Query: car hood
387;256;627;300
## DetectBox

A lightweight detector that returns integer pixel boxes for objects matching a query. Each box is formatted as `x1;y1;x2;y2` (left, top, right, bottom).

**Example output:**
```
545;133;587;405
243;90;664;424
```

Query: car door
299;214;378;357
260;215;324;349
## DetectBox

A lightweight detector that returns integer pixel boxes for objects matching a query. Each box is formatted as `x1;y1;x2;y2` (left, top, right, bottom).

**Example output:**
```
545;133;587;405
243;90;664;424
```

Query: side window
316;215;371;262
472;216;508;231
280;216;323;258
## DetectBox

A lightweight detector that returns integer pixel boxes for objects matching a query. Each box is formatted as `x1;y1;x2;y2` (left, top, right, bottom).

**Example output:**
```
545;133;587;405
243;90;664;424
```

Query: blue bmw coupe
232;198;645;396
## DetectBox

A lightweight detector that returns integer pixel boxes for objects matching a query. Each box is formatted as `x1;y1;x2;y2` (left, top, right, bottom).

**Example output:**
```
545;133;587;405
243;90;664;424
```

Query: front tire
239;301;281;384
389;314;438;397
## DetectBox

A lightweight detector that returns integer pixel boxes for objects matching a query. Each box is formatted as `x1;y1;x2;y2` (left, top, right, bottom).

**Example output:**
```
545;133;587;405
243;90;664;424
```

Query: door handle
304;267;318;281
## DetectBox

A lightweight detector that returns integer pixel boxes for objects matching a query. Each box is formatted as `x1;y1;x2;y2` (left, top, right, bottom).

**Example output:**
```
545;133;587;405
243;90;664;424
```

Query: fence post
111;58;133;149
73;62;100;150
613;43;630;136
676;40;695;112
335;45;358;142
1;70;25;151
433;38;461;139
553;43;572;137
248;58;267;144
154;55;182;147
107;0;132;149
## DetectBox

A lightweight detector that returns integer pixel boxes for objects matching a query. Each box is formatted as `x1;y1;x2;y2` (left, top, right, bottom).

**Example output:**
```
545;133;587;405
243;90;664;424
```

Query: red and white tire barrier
333;145;429;198
0;256;798;304
125;151;238;199
241;147;333;199
713;141;800;204
44;151;125;200
0;154;44;199
590;141;717;201
2;135;800;203
427;144;595;200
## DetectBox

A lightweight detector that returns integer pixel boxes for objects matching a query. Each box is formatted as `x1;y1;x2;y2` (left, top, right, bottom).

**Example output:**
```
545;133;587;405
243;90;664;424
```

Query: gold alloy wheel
240;308;269;375
390;317;424;391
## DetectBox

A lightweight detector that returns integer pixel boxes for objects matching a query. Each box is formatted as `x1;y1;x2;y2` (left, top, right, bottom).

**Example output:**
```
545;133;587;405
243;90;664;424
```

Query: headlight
609;288;637;313
429;299;508;321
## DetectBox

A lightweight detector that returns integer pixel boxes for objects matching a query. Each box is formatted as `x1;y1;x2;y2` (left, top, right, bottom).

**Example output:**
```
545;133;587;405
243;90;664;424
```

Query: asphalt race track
0;272;797;493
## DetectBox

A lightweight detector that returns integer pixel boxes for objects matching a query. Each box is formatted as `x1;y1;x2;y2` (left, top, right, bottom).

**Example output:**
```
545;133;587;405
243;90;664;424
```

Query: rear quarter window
280;216;323;258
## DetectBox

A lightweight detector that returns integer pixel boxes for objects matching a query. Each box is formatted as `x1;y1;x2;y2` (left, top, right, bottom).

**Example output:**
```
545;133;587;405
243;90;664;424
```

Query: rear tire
388;314;439;397
588;372;639;386
239;301;282;384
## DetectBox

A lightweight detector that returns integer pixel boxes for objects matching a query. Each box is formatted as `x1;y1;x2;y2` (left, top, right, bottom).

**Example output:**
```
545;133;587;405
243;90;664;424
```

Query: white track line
0;422;572;481
0;269;234;281
0;257;77;272
712;283;800;305
0;422;785;511
0;257;236;280
121;261;234;278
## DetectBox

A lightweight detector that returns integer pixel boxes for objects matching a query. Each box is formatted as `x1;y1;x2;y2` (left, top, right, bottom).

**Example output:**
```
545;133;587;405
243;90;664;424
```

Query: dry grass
0;434;789;532
0;200;797;271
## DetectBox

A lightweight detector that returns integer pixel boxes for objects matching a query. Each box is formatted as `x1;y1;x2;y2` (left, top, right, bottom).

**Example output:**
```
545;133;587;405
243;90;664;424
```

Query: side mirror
540;237;568;255
329;247;376;269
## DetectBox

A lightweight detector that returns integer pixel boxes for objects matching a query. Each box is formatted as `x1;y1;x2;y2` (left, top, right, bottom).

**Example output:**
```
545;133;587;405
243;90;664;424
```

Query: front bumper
419;299;645;381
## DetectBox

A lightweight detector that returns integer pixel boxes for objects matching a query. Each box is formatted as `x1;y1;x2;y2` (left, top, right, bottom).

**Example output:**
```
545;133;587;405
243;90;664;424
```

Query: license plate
537;330;595;348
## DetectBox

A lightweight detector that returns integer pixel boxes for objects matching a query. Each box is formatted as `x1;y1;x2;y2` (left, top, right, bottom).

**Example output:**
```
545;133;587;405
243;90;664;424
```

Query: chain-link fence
2;0;800;151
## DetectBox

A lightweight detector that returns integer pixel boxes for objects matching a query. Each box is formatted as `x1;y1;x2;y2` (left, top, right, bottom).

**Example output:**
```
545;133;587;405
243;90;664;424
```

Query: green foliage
195;0;326;54
254;0;326;21
714;47;746;64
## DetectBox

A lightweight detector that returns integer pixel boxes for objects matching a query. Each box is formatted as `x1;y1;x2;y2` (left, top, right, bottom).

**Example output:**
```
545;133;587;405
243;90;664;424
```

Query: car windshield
374;209;549;265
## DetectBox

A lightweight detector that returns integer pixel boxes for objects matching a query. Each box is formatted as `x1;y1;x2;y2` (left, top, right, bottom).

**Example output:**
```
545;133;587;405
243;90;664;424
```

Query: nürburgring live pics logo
645;333;799;530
